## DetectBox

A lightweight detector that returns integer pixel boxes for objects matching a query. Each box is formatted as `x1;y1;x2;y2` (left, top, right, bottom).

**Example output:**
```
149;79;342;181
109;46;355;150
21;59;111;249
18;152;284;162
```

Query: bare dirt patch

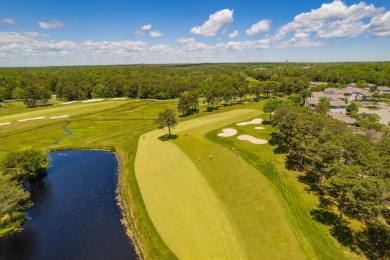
254;127;265;130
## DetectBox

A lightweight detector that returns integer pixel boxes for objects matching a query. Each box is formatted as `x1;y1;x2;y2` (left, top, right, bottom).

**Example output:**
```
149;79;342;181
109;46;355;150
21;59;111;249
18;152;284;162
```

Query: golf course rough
135;109;306;259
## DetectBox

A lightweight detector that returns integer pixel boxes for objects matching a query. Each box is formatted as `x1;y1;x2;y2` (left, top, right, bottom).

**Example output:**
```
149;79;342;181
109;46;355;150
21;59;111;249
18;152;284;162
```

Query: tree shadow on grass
178;109;199;118
330;224;355;247
311;208;356;248
297;170;321;193
310;209;338;226
158;134;178;141
204;107;219;112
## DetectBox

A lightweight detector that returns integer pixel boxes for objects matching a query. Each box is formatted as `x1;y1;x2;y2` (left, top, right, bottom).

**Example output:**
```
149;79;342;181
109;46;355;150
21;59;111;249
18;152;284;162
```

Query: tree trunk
338;194;345;233
168;126;171;136
8;211;13;222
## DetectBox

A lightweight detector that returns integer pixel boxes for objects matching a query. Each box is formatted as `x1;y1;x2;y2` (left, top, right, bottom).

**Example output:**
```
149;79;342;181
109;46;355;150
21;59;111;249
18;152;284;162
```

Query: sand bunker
112;98;126;100
18;117;45;122
50;115;69;119
254;127;265;130
0;122;11;126
237;135;268;144
217;128;237;137
61;101;77;105
82;99;104;103
236;118;263;126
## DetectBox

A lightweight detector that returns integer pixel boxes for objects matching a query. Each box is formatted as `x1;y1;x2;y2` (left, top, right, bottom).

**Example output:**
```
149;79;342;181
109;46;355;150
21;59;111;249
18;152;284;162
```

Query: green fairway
135;109;306;259
0;99;128;124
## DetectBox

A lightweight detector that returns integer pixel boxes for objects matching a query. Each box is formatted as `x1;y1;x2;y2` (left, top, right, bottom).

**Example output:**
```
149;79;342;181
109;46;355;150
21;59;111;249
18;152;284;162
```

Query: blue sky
1;0;390;66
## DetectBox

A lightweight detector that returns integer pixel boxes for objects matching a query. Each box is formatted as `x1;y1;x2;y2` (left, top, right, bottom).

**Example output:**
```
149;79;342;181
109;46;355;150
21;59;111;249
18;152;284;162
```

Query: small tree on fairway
155;109;177;136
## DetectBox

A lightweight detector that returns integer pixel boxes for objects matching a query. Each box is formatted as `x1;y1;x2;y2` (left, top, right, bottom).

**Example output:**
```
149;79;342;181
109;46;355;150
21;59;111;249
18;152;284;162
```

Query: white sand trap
254;127;265;130
236;118;263;126
112;98;126;100
82;99;104;103
217;128;237;137
0;122;11;126
18;117;45;122
50;115;69;119
237;135;268;144
61;101;77;105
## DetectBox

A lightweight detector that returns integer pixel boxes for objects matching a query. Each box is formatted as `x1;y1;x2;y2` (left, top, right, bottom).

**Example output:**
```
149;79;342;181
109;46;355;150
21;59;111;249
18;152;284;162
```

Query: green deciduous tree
346;102;359;117
0;176;31;222
1;150;48;185
315;97;330;115
155;109;178;136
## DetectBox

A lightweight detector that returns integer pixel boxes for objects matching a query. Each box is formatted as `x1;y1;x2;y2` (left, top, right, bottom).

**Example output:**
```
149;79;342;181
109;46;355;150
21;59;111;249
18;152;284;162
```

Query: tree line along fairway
135;109;308;259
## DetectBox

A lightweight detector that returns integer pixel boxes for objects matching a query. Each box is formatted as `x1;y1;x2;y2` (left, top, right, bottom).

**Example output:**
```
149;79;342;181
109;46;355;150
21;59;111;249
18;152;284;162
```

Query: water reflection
0;150;137;260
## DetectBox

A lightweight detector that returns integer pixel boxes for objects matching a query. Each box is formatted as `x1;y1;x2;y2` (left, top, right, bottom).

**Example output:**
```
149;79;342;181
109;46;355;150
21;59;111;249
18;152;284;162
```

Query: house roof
306;97;319;105
353;88;371;97
377;86;390;91
330;100;347;107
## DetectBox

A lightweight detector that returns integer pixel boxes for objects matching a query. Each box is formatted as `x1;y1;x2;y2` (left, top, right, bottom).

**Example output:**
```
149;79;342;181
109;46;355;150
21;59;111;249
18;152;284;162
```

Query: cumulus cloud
176;38;209;51
246;20;271;36
149;30;163;38
2;18;14;25
278;33;323;48
81;40;147;52
141;24;152;31
39;20;64;29
150;44;172;52
276;0;383;39
228;30;238;38
135;24;153;35
368;11;390;37
190;9;233;37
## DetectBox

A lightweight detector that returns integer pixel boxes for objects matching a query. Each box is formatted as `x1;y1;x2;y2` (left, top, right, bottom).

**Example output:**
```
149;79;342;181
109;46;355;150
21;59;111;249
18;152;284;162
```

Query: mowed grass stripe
135;130;242;259
135;109;306;259
0;100;128;123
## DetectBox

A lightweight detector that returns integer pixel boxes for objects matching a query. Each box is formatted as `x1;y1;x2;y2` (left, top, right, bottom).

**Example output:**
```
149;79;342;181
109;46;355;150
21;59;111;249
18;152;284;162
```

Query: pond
0;150;138;260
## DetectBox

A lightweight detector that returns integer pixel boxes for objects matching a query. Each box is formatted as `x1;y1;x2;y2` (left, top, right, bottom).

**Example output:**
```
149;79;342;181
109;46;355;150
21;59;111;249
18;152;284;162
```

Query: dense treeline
247;62;390;86
1;63;390;107
0;150;48;236
270;105;390;258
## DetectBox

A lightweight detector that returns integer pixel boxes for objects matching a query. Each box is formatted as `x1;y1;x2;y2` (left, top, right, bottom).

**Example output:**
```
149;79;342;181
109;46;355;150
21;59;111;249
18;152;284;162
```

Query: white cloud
228;30;238;39
81;40;147;52
246;20;271;36
39;20;64;29
276;0;382;39
150;44;172;52
2;18;14;25
135;24;153;35
278;33;323;48
176;38;209;51
149;31;163;38
368;11;390;37
141;24;152;31
190;9;233;37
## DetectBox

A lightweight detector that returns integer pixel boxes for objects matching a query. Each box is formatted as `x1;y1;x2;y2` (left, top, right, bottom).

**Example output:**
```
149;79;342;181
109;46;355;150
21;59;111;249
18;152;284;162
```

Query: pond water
0;150;137;260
